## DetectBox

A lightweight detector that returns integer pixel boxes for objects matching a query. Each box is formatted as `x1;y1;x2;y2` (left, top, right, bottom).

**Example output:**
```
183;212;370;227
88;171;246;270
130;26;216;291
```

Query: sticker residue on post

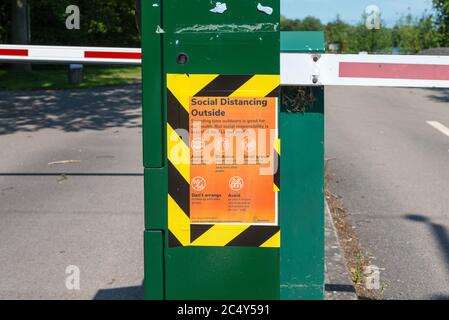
175;23;278;34
210;2;227;14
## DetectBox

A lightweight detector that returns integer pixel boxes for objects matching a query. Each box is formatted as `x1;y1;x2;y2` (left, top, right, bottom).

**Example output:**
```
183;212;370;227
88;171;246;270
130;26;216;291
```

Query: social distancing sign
167;74;280;248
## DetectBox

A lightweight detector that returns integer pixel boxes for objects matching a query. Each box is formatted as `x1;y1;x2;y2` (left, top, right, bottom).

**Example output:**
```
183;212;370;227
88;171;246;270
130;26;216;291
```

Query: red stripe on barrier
340;62;449;81
0;48;28;57
84;51;141;60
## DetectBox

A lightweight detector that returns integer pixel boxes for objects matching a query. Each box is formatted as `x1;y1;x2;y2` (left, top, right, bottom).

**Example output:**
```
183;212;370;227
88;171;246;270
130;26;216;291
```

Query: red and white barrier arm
0;45;141;65
281;53;449;88
2;45;449;88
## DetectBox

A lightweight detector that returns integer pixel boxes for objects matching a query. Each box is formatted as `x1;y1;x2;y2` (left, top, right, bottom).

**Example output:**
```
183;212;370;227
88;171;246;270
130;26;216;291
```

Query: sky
281;0;434;26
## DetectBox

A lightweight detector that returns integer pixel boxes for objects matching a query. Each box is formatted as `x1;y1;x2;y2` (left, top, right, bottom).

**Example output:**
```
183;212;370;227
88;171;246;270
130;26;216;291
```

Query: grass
0;65;141;91
353;253;364;285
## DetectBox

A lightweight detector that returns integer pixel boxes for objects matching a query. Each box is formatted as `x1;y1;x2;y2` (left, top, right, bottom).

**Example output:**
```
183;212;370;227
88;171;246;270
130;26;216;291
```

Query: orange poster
189;96;278;224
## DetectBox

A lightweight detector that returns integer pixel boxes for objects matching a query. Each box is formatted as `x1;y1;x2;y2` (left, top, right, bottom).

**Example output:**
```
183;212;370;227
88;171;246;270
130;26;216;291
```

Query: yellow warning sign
167;73;281;248
190;96;277;224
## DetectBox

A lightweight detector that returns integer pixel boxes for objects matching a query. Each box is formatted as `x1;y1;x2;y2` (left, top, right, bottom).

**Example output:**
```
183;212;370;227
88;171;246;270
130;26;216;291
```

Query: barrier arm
281;53;449;88
0;45;141;65
2;44;449;88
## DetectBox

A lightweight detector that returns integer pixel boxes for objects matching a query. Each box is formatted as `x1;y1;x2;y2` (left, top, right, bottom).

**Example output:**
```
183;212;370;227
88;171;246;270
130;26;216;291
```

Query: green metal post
279;31;325;300
143;0;281;300
142;0;165;300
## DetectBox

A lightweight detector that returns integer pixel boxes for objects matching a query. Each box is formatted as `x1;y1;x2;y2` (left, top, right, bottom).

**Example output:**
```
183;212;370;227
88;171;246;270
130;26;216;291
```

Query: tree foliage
393;14;439;53
281;15;324;31
0;2;446;52
0;1;10;44
281;10;441;54
433;0;449;46
324;16;355;52
1;0;139;47
352;15;392;53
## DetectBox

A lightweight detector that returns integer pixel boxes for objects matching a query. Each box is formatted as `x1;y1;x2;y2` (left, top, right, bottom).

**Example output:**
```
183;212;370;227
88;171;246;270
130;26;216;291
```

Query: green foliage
433;0;449;46
281;15;324;31
325;16;356;53
283;14;393;53
0;0;139;46
351;15;392;54
30;0;139;47
0;1;10;43
281;10;441;54
393;14;440;54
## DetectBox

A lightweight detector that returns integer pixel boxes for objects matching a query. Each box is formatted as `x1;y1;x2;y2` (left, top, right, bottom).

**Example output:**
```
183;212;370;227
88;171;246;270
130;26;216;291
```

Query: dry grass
325;159;380;300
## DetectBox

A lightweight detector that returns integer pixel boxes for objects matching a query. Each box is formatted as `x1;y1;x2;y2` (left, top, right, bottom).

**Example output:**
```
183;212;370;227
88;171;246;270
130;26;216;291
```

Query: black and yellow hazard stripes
274;138;281;192
190;225;280;247
167;74;281;248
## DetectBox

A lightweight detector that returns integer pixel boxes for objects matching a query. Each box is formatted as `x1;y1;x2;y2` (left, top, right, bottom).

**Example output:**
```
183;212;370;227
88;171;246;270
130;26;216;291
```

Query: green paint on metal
166;247;279;300
163;0;280;75
279;31;325;300
142;0;164;168
144;230;164;300
144;168;167;230
281;31;325;53
279;88;325;300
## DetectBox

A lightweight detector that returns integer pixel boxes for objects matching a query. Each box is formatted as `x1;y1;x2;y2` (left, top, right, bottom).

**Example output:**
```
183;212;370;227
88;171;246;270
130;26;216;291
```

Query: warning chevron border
167;74;281;248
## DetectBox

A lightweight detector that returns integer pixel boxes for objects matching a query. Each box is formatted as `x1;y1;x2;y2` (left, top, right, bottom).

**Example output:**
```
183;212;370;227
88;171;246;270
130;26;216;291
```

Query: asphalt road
0;84;144;299
326;86;449;300
2;83;448;300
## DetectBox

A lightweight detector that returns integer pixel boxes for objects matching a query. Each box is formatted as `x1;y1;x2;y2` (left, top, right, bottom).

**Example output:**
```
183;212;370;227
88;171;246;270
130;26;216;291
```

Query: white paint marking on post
210;2;227;14
427;121;449;138
257;3;273;15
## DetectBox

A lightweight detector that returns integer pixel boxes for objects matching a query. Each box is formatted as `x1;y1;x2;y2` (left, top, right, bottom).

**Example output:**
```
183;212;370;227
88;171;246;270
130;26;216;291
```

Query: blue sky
281;0;434;26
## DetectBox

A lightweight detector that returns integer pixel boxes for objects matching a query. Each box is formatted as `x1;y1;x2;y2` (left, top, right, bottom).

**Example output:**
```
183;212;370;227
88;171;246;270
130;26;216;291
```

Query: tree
433;0;449;46
393;13;439;54
0;2;10;43
29;0;139;47
325;16;356;53
135;0;141;35
281;16;303;31
10;0;31;71
353;16;392;54
281;15;323;31
299;16;324;31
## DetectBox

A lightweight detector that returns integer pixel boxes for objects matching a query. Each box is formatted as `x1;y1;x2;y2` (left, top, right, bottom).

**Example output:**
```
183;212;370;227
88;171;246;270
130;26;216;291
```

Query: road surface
326;86;449;300
2;84;448;300
0;84;144;299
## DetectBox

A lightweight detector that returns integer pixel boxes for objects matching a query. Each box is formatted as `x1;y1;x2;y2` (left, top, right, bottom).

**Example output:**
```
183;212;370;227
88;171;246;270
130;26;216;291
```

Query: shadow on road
403;214;449;272
431;295;449;300
425;88;449;103
0;84;142;135
324;283;357;294
94;282;144;300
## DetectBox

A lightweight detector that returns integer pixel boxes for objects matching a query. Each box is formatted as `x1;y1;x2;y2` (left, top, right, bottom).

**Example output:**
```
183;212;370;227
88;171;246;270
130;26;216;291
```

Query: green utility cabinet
142;0;325;300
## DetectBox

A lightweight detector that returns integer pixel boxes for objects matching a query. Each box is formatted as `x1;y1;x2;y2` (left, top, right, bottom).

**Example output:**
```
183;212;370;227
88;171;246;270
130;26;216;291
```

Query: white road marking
427;121;449;138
